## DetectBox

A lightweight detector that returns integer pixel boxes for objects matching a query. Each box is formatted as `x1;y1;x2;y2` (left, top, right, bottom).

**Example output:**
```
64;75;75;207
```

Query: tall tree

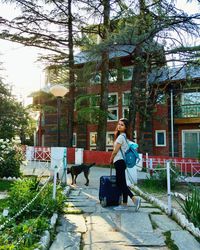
0;0;83;146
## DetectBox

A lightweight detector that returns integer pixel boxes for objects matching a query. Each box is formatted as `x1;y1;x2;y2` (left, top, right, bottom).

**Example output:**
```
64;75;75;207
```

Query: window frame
155;130;166;147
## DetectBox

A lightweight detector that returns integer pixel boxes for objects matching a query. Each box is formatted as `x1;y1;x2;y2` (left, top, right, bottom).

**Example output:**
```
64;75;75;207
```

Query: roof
148;65;200;84
74;45;135;65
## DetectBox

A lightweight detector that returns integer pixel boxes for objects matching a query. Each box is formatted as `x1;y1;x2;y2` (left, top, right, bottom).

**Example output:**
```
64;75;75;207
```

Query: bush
0;139;24;178
0;177;66;248
180;187;200;228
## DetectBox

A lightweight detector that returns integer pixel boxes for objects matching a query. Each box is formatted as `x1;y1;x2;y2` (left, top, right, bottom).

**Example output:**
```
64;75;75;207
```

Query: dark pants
114;159;134;203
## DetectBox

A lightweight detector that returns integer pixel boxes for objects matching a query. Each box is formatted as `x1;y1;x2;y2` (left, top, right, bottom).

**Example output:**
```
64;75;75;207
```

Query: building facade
34;49;200;159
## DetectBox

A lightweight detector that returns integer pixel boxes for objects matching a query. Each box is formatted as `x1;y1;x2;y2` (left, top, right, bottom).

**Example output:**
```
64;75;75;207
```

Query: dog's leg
71;173;75;185
84;171;89;186
74;175;78;184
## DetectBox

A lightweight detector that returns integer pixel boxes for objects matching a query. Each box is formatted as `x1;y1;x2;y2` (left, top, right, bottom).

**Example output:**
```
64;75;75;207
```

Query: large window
106;132;114;146
90;72;101;84
109;69;117;82
155;130;166;146
182;92;200;105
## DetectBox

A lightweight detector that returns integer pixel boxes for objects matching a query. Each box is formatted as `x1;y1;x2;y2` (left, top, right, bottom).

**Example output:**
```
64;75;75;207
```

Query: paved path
48;167;200;250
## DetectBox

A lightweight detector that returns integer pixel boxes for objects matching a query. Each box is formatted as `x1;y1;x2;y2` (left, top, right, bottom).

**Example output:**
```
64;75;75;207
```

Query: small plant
180;187;200;228
0;139;24;178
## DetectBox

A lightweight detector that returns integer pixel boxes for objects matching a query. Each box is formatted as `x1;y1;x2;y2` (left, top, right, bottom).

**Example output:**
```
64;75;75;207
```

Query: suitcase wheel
100;197;107;207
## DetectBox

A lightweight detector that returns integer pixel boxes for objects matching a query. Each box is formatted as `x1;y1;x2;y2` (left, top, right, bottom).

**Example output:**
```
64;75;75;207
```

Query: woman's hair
114;118;131;140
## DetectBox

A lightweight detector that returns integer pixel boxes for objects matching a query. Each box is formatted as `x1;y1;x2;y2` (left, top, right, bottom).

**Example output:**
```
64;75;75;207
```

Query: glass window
123;92;131;106
106;132;114;145
90;132;97;145
155;130;166;146
108;108;118;121
109;69;117;82
122;67;133;81
156;93;166;104
108;93;118;106
90;72;101;84
122;107;129;119
182;92;200;105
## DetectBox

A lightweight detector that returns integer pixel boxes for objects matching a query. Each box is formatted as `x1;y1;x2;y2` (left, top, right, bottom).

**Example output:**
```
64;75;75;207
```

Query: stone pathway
49;183;200;250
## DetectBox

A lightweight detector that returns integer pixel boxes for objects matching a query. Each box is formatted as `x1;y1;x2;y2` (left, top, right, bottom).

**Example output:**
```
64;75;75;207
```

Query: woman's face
117;120;126;133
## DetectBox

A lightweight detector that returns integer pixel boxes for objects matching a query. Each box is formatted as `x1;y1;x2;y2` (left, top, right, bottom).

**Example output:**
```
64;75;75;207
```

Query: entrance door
182;130;200;158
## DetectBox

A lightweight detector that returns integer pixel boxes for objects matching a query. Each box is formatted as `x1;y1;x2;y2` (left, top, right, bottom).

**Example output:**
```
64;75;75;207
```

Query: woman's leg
114;160;134;203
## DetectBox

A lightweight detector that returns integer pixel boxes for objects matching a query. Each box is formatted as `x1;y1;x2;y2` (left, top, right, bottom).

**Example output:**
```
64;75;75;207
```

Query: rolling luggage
99;166;122;207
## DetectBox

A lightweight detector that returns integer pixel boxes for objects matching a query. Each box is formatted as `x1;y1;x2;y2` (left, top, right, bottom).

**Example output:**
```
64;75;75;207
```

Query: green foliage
0;180;14;191
0;217;49;249
140;164;179;192
155;164;178;190
7;177;65;219
0;177;66;248
0;83;29;141
180;187;200;228
0;139;24;178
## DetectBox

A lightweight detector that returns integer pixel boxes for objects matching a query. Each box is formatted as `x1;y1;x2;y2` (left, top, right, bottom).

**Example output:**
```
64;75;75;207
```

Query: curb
132;185;200;239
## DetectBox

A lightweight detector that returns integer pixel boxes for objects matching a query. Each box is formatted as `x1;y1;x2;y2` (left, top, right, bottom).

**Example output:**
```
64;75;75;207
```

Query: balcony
174;104;200;124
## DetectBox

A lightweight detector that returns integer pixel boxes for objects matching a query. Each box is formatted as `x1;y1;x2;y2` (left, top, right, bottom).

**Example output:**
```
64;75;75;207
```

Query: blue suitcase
99;175;122;207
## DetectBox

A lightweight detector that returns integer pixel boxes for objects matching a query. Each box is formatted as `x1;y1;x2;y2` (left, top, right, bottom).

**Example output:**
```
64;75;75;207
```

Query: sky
0;0;199;106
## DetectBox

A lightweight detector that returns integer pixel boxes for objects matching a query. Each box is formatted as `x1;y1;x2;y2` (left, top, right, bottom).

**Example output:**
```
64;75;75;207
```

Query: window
108;93;118;122
72;133;77;147
182;92;200;105
156;93;166;104
108;93;118;106
155;130;166;146
106;132;114;146
109;69;117;82
90;72;101;84
108;108;118;121
123;92;131;106
90;132;97;146
122;107;129;119
122;67;133;81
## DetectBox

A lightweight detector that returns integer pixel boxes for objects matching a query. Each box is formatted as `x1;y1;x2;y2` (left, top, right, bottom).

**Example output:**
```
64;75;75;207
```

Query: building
33;46;200;159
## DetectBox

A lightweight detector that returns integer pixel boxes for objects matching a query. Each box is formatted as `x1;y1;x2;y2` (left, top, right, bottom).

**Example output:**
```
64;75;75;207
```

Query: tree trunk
66;0;75;147
96;0;110;151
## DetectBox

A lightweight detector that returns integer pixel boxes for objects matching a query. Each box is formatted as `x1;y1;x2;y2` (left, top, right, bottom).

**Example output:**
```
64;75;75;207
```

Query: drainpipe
170;88;174;157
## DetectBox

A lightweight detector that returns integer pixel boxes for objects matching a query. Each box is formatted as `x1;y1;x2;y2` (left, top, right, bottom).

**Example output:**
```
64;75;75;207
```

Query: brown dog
67;163;95;186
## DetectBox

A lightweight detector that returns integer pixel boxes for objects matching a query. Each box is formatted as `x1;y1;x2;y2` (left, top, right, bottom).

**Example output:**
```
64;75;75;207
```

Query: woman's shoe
113;205;128;211
134;197;141;211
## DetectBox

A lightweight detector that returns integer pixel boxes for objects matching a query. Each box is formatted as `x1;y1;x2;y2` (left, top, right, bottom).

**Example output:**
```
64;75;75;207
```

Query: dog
67;163;95;186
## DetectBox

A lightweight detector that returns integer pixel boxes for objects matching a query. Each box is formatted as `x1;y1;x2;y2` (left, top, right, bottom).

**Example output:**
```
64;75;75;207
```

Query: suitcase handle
110;164;113;176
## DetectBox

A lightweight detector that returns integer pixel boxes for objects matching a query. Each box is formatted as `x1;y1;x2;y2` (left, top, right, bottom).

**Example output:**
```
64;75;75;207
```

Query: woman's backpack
120;135;140;168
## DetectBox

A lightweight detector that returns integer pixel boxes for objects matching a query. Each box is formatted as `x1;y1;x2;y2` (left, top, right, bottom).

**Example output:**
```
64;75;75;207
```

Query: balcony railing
175;104;200;118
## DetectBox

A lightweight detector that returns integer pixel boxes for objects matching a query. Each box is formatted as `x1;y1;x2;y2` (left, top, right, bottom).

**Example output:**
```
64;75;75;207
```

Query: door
182;130;200;158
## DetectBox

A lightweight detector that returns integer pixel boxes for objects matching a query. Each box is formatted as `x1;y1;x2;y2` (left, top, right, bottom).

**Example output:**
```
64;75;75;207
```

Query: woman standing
109;118;141;211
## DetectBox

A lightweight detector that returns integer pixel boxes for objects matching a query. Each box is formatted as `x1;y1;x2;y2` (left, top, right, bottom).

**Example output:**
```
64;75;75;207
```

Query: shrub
0;139;24;178
180;187;200;228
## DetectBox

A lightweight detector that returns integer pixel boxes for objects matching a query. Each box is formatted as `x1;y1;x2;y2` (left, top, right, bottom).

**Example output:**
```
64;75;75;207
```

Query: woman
109;118;141;211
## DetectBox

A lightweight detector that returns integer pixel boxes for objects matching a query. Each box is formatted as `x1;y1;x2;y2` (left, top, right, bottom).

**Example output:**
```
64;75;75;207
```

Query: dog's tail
89;163;95;168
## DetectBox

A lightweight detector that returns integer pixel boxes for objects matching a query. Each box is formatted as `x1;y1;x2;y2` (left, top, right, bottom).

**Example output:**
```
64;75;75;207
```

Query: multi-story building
34;46;200;159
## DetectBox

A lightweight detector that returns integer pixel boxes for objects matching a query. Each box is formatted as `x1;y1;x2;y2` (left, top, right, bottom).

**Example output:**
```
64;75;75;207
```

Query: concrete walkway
48;167;200;250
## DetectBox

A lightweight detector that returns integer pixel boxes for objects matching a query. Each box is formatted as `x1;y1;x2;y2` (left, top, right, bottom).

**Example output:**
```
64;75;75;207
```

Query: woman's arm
109;143;121;164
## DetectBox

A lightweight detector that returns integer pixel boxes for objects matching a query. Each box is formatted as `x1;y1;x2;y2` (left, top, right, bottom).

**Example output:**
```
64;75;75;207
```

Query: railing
175;104;200;118
144;155;200;178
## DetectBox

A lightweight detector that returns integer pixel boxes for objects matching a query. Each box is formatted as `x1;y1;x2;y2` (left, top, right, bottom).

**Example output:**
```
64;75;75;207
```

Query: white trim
155;130;166;147
122;91;131;106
